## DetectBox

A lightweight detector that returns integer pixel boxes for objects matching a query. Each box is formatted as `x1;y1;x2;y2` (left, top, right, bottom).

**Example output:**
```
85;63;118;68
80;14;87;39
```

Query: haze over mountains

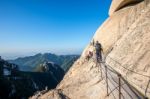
9;53;79;72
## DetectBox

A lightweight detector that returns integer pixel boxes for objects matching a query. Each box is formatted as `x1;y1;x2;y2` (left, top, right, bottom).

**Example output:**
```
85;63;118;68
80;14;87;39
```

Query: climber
95;41;103;62
85;51;93;61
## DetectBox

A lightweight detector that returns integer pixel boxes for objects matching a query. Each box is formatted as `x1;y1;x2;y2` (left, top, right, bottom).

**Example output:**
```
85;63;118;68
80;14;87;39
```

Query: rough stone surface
109;0;143;16
31;1;150;99
30;89;70;99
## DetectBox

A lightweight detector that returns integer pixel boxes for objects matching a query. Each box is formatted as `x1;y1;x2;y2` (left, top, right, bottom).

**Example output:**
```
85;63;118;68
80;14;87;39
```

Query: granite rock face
31;0;150;99
109;0;143;15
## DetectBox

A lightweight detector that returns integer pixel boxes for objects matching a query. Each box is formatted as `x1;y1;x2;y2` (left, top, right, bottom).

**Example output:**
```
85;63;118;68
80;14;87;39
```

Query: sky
0;0;111;59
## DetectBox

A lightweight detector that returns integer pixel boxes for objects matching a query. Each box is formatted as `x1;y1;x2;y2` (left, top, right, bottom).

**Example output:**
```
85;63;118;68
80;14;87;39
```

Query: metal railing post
145;79;150;98
118;74;121;99
100;64;103;79
105;65;109;96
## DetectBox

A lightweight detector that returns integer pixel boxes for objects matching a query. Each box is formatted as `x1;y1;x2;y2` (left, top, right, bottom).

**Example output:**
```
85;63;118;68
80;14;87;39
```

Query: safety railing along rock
93;55;150;99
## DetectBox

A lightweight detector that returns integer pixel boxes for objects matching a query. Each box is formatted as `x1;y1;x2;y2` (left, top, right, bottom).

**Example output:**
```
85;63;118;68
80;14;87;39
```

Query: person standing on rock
95;41;103;62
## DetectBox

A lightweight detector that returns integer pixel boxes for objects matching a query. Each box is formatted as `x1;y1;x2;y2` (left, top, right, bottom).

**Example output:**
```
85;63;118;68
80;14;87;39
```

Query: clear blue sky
0;0;111;59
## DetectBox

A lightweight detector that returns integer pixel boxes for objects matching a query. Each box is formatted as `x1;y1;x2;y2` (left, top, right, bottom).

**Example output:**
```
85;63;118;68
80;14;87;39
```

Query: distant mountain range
0;53;79;98
0;58;65;99
8;53;80;72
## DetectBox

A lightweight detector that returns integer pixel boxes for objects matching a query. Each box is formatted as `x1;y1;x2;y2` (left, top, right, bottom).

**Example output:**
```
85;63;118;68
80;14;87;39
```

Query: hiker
90;39;95;46
85;51;93;61
95;41;103;62
89;51;93;58
85;53;90;61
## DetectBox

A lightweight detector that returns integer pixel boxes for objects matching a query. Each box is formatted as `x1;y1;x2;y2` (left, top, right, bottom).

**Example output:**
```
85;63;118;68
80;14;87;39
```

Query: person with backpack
95;41;103;62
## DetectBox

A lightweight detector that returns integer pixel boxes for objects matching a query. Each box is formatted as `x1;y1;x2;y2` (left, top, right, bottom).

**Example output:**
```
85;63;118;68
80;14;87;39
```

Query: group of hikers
85;40;103;63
